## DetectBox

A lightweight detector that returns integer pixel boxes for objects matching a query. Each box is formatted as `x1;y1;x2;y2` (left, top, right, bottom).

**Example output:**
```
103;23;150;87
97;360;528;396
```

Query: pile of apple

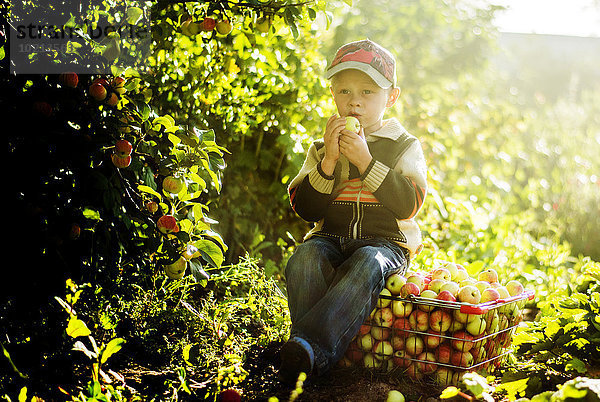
340;260;529;385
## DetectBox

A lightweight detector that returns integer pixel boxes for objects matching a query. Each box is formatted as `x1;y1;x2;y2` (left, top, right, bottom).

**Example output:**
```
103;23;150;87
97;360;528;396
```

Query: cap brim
326;61;393;89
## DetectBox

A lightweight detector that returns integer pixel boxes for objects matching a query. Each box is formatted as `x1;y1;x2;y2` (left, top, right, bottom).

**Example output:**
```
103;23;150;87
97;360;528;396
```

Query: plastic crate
341;289;534;385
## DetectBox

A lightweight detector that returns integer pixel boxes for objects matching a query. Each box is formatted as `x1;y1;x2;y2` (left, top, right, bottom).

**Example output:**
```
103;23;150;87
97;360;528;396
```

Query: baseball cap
326;39;396;89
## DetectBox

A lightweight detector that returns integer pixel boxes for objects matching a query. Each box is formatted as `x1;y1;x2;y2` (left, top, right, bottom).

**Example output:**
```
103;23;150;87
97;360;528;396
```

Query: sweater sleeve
288;142;335;222
360;139;427;220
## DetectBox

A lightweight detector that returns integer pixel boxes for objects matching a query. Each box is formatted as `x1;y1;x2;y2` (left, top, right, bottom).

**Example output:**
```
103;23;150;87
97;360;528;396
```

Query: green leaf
497;378;529;401
195;239;224;268
100;338;125;364
138;185;162;201
565;358;587;374
126;6;143;24
440;387;459;399
189;259;210;283
66;317;91;338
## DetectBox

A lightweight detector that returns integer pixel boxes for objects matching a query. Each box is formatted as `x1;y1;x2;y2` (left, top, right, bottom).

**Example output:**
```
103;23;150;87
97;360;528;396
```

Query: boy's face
330;69;399;135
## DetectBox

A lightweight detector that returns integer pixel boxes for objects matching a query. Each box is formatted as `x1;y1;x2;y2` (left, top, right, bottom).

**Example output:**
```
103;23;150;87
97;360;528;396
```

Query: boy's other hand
322;114;345;175
339;127;372;175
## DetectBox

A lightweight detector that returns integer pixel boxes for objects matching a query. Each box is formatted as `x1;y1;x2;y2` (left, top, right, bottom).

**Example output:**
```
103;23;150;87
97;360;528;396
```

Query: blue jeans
284;236;408;375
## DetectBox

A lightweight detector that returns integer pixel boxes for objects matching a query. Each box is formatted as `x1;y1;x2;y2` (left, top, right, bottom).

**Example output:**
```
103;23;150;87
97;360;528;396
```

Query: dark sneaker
278;336;314;385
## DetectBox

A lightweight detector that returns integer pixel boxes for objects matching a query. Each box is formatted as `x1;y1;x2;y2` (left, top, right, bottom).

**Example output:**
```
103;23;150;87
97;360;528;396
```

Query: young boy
279;39;428;384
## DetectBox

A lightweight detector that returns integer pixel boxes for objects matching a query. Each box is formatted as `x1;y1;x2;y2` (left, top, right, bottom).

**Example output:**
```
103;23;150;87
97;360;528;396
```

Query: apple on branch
59;72;79;88
164;256;187;279
157;215;179;234
163;175;185;194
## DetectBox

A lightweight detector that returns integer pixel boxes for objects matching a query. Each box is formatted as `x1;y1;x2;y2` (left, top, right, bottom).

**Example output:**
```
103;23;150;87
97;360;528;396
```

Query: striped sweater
288;118;428;259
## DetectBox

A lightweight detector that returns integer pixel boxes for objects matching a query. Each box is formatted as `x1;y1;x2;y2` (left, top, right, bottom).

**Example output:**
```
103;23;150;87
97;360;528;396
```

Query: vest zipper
352;184;364;238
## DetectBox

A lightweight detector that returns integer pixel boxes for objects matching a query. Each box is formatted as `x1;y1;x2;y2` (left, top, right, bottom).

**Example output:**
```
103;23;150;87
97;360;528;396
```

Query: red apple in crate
392;350;411;368
478;268;499;284
400;281;421;297
408;309;429;332
391;318;411;338
457;285;481;304
345;347;364;363
435;343;453;364
416;351;437;374
404;335;424;356
480;287;501;303
372;307;394;328
405;362;424;380
406;273;425;291
371;326;391;341
429;309;452;333
470;343;487;360
391;334;406;351
436;290;456;303
358;324;371;336
424;330;444;349
391;299;413;317
431;267;451;282
450;330;474;352
450;350;474;368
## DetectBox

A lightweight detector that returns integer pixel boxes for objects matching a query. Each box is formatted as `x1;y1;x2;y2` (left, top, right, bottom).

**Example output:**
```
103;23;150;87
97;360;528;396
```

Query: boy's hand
339;127;372;174
321;114;345;175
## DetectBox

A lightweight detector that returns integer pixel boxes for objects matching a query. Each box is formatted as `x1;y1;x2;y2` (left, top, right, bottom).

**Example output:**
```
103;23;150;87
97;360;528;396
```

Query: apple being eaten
345;116;361;133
